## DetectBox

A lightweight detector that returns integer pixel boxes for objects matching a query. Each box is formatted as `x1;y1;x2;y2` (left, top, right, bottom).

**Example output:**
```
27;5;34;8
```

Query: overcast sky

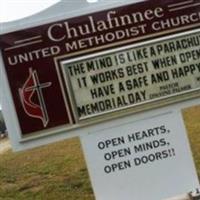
0;0;99;22
0;0;60;22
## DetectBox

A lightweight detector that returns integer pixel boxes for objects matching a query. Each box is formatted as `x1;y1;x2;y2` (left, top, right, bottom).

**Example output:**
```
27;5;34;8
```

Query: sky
0;0;60;22
0;0;98;22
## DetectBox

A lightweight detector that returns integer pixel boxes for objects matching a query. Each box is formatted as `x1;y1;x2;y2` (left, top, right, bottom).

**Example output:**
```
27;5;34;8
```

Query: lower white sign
81;111;199;200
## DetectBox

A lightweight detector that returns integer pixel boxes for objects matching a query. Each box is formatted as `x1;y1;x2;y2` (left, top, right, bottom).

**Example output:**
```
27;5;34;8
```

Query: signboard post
0;0;200;199
81;111;199;200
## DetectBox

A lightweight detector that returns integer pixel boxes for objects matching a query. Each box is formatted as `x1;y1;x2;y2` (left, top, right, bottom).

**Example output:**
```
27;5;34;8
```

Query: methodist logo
19;68;52;127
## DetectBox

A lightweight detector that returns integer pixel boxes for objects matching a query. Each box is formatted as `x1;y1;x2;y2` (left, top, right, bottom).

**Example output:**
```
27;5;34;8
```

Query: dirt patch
0;139;11;154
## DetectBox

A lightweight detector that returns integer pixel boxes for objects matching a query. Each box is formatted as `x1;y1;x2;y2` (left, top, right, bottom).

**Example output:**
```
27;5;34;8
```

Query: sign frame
0;0;200;151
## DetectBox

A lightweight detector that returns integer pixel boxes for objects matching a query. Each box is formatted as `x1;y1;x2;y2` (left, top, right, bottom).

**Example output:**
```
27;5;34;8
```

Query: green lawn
0;106;199;200
0;138;94;200
183;105;200;179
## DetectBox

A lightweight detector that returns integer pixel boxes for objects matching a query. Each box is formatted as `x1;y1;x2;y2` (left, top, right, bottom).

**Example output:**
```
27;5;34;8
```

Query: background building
0;110;6;133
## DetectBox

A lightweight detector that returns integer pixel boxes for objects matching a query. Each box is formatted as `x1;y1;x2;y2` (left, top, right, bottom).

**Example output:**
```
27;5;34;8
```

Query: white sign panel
81;112;199;200
62;31;200;121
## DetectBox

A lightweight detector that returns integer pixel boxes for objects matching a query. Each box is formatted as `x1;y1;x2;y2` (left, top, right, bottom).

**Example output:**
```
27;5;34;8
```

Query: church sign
0;0;199;199
1;0;200;137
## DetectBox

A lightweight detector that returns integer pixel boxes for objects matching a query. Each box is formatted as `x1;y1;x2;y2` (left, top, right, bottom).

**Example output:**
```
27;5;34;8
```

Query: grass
0;138;94;200
0;106;199;200
183;105;200;179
